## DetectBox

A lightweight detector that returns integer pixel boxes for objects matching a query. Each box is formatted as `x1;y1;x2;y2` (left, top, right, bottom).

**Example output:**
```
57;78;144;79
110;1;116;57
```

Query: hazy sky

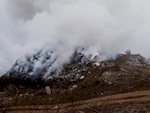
0;0;150;75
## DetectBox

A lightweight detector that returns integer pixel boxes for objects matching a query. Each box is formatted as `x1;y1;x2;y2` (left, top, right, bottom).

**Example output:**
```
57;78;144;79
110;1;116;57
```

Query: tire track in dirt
4;90;150;113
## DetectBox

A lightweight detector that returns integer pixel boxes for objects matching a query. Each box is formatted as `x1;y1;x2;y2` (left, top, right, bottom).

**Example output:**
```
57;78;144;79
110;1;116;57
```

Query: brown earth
2;90;150;113
0;54;150;113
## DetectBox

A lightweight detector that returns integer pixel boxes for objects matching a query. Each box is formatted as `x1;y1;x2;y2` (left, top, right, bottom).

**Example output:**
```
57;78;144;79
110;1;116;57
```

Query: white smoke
0;0;150;75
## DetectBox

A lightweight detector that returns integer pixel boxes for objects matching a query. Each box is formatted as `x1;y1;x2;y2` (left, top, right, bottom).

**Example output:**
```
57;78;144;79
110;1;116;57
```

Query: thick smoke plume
0;0;150;75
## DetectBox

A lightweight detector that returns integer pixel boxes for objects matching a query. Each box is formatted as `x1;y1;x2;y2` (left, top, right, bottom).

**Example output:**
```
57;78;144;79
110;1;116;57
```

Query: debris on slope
115;54;149;66
1;52;150;110
1;48;150;91
3;46;108;84
4;45;57;79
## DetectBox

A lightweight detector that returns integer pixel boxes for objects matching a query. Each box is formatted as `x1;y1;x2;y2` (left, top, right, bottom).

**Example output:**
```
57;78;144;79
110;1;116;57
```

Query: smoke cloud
0;0;150;75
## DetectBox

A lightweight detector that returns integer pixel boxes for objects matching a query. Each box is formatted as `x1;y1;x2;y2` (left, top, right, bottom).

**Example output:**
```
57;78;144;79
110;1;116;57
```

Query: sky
0;0;150;75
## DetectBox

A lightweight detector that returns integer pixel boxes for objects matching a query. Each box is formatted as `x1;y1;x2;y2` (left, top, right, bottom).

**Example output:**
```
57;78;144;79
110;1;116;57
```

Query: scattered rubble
0;53;150;112
19;92;34;98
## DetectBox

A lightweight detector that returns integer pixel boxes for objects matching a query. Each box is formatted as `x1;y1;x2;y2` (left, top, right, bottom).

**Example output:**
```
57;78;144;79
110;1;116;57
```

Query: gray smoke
0;0;150;75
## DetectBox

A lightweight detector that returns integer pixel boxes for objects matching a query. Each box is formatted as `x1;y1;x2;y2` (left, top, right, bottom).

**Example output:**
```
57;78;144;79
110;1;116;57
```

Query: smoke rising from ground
0;0;150;75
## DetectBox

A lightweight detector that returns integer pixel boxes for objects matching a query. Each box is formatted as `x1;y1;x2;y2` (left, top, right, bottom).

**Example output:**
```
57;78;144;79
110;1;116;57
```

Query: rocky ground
0;53;150;113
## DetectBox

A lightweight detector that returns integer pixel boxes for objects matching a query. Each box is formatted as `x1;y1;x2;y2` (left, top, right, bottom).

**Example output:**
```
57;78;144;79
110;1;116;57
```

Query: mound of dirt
0;53;150;113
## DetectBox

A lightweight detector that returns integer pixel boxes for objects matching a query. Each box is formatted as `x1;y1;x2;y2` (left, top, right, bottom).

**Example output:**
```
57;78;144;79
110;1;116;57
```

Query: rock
45;86;51;95
88;71;91;74
69;85;78;91
72;85;78;89
80;76;85;80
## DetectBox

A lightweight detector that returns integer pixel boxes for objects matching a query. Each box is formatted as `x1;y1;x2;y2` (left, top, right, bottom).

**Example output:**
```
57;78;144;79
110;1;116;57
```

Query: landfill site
0;51;150;113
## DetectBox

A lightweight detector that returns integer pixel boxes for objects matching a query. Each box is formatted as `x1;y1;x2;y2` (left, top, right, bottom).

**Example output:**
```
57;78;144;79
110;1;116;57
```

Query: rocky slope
3;45;58;79
2;45;107;82
2;52;150;113
1;46;150;88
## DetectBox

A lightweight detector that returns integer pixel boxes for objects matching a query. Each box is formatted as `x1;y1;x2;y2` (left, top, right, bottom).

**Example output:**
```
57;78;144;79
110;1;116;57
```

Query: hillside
0;53;150;112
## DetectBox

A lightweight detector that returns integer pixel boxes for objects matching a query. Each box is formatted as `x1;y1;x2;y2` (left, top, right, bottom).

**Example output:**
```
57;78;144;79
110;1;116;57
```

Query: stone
45;86;51;95
80;76;85;80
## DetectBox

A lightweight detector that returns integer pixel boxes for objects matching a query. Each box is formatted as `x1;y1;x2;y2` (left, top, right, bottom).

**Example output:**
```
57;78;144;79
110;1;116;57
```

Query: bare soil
1;54;150;113
1;90;150;113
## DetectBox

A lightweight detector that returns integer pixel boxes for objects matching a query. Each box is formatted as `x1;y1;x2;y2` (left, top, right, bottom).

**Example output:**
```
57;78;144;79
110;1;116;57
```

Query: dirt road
3;90;150;113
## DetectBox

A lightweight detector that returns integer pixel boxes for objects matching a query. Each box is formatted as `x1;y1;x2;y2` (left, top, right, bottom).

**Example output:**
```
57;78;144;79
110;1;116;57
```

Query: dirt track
3;90;150;113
